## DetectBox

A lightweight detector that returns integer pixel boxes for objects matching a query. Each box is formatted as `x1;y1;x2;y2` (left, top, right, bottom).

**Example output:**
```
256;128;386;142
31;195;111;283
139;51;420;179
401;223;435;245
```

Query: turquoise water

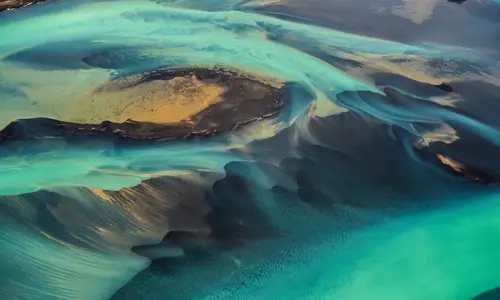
0;0;500;299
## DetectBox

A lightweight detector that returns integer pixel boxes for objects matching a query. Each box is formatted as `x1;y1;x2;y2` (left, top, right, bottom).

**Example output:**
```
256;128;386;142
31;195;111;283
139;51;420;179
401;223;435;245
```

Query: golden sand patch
437;154;468;175
58;75;226;125
0;64;285;128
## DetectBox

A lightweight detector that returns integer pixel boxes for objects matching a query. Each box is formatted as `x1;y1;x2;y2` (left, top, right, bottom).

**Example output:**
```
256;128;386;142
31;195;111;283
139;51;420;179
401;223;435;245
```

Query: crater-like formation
0;68;284;141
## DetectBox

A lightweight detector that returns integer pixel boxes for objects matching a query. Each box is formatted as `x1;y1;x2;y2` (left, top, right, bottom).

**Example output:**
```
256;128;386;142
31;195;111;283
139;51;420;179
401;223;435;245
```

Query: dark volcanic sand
0;68;284;141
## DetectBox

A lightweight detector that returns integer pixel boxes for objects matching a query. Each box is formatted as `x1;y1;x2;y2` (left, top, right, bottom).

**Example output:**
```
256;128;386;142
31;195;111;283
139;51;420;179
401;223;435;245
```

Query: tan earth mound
64;75;226;125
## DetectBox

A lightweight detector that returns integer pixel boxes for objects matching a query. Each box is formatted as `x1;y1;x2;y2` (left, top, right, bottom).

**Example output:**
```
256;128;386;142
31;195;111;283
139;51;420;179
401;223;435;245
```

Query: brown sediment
437;154;466;173
0;68;285;141
87;177;212;236
67;68;284;139
68;75;226;125
436;154;495;183
417;124;459;147
0;0;45;11
391;0;440;24
15;176;213;254
57;68;284;131
7;171;277;257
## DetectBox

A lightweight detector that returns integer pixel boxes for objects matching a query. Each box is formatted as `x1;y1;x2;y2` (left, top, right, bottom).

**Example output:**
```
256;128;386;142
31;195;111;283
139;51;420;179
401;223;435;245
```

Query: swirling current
1;0;500;299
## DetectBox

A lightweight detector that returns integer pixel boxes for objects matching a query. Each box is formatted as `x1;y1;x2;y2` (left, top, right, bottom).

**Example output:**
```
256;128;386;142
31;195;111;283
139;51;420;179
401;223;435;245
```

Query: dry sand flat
67;75;226;125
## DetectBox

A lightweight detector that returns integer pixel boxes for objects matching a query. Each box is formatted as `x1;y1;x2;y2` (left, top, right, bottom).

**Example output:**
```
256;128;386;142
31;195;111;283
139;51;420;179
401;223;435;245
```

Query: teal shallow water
0;0;500;299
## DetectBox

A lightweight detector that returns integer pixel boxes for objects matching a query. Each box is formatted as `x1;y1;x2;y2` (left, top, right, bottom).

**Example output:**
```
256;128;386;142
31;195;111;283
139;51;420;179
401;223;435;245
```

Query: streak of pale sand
340;52;500;108
391;0;440;24
242;0;282;6
417;124;459;147
340;53;455;85
341;51;500;86
437;154;468;174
